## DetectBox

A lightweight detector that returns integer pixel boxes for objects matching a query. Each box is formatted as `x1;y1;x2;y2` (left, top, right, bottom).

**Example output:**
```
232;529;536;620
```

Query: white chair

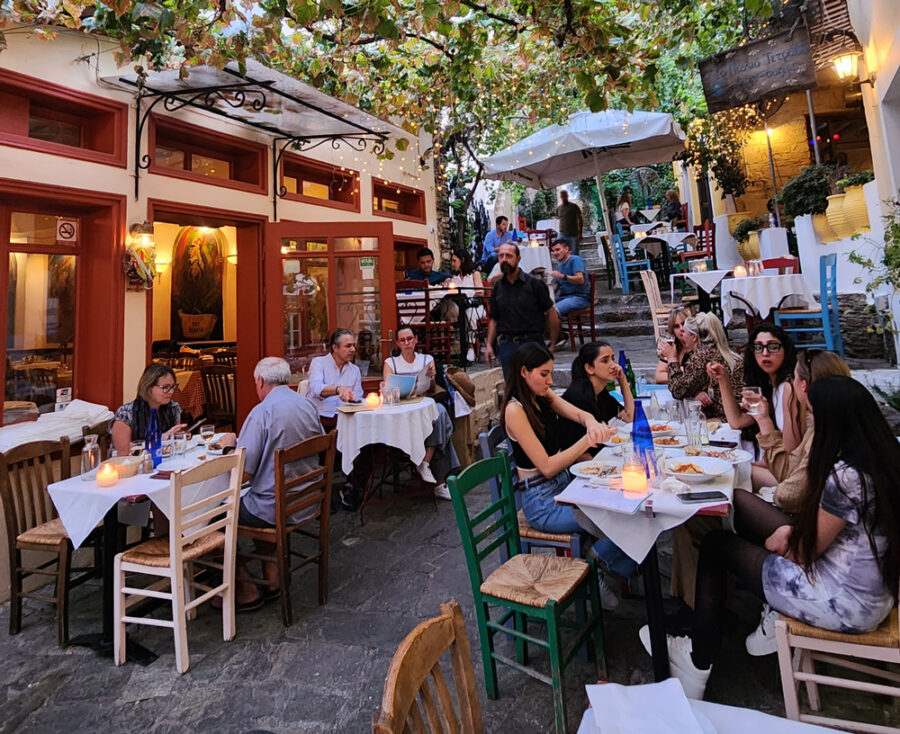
775;606;900;732
114;450;245;673
639;269;678;344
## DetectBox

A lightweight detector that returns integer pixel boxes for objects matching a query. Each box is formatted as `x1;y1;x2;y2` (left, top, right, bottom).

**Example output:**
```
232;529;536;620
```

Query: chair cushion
779;607;899;649
517;509;572;544
17;517;68;546
480;554;589;607
777;308;823;315
120;532;225;568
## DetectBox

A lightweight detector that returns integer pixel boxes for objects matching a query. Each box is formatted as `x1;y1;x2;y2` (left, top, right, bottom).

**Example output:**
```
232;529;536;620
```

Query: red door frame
265;219;397;363
0;179;126;425
146;199;266;427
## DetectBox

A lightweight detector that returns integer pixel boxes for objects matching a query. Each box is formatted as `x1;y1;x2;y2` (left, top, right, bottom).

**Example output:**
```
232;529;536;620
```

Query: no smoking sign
56;219;77;243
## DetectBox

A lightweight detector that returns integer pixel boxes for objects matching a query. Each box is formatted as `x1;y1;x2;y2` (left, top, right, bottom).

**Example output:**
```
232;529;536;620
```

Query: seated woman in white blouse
383;325;458;499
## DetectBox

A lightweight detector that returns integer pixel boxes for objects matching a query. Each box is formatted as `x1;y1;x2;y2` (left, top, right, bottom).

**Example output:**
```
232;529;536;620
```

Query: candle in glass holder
734;264;747;277
365;392;380;409
448;280;458;291
622;461;648;497
96;462;119;487
529;238;538;248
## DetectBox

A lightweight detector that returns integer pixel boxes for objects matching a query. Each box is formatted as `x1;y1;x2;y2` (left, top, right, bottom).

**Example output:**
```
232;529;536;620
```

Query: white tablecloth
48;442;228;549
0;399;114;453
669;269;732;301
336;398;438;475
721;274;815;326
488;246;552;278
639;208;661;222
631;222;667;236
638;232;697;259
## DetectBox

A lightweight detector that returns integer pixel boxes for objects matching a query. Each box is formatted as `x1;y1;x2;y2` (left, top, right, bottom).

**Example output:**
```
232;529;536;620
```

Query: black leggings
691;490;793;669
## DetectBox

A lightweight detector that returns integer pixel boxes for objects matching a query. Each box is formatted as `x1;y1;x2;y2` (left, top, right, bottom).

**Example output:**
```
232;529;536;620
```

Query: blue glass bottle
146;408;162;468
618;349;627;375
631;400;653;473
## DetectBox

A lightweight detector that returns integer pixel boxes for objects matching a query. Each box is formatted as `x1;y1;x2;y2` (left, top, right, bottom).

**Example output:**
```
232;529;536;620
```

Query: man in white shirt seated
307;328;367;510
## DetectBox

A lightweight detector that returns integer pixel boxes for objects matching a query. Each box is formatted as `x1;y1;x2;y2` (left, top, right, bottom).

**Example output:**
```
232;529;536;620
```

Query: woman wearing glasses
383;325;457;499
111;363;187;456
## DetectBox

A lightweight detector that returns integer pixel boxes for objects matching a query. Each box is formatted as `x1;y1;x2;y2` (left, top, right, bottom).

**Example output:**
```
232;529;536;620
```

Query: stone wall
838;293;890;359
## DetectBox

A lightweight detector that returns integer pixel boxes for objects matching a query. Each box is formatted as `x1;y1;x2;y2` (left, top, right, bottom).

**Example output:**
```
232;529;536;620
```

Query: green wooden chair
446;452;606;734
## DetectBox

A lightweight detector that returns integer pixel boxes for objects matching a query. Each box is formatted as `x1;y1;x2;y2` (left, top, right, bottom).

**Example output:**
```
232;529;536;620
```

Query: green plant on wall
836;171;875;192
731;216;768;244
848;195;900;294
780;165;831;217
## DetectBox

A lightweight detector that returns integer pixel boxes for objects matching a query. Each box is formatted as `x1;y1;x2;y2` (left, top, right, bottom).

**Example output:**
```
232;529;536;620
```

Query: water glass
81;435;100;481
200;423;215;444
129;440;145;457
742;386;763;415
160;435;174;460
685;415;703;453
635;372;648;396
391;387;401;405
174;432;188;455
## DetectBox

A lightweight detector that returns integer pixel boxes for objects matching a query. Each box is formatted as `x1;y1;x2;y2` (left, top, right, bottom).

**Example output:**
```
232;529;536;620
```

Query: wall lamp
824;29;875;86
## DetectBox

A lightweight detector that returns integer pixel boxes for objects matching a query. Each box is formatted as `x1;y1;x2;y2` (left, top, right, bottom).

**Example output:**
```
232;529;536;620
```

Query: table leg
640;543;669;682
698;288;712;313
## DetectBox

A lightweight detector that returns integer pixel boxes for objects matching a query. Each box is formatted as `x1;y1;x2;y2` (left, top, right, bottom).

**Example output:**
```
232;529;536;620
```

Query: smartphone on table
676;490;729;504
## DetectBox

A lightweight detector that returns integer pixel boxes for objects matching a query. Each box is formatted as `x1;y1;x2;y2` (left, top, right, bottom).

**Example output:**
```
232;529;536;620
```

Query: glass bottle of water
631;400;654;472
81;434;101;480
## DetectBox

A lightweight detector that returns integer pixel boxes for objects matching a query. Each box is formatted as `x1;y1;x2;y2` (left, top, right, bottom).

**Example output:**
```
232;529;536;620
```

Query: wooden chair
566;273;597;351
598;235;616;290
611;234;650;295
213;349;237;366
201;364;237;430
762;256;800;274
446;453;605;734
173;356;201;371
238;432;336;627
373;599;484;734
775;607;900;731
639;270;678;344
1;437;97;645
679;220;717;268
82;421;112;461
774;253;845;357
395;279;453;363
114;450;245;674
673;202;688;231
27;367;57;405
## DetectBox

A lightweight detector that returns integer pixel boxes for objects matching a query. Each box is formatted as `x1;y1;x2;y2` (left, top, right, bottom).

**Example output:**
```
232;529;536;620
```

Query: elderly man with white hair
222;356;324;610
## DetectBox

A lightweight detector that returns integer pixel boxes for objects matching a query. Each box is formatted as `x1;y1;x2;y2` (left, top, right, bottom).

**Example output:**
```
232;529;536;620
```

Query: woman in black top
561;341;634;457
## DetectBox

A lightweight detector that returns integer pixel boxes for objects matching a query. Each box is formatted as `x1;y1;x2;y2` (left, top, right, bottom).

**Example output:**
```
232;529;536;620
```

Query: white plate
653;436;687;449
666;455;730;483
571;461;623;480
648;421;681;437
698;447;753;465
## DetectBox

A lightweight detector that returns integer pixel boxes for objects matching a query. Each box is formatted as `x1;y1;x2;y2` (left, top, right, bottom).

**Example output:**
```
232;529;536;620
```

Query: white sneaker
466;348;476;363
638;625;711;700
597;571;620;612
416;460;436;484
745;604;779;656
433;483;451;500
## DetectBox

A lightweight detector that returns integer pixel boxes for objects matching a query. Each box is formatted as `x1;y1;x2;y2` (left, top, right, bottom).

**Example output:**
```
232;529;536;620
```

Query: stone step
594;320;656;337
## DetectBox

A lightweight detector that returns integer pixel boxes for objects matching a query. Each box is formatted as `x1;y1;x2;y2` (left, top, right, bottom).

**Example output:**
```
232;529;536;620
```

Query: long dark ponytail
501;343;554;439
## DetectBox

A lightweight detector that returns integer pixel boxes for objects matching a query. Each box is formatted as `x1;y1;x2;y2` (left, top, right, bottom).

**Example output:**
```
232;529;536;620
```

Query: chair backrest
395;279;430;326
678;202;688;225
201;365;237;416
693;220;715;255
820;253;839;312
372;599;484;734
762;256;800;274
446;453;520;591
640;269;664;312
174;356;201;371
82;421;112;461
0;437;71;539
168;449;245;560
274;431;336;530
213;350;237;366
610;234;630;294
478;427;519;562
28;368;56;387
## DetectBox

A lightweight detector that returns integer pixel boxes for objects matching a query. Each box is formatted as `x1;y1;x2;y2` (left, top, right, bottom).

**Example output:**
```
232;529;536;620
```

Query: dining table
635;232;697;282
720;273;815;326
48;438;229;662
669;268;732;313
556;420;750;682
487;244;552;278
638;207;661;222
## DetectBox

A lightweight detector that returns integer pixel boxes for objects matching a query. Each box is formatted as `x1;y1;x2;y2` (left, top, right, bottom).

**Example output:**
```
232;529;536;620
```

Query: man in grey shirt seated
223;356;324;610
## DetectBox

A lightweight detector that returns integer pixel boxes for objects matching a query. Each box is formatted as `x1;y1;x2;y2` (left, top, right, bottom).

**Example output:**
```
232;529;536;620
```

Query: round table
335;398;439;475
720;273;814;326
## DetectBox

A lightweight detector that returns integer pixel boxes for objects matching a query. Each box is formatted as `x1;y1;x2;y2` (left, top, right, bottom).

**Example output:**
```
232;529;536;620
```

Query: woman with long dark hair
450;249;486;364
112;363;186;455
640;376;900;698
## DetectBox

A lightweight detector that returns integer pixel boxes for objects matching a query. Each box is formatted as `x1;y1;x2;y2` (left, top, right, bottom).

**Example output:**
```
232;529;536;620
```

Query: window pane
10;213;74;245
155;146;185;170
302;181;330;200
282;176;298;194
335;256;381;375
5;253;76;416
282;257;329;379
334;237;378;251
28;114;81;147
192;154;230;179
281;238;327;253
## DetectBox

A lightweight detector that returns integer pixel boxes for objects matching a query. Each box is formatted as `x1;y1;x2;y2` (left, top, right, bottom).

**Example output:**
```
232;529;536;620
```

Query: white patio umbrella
482;109;686;235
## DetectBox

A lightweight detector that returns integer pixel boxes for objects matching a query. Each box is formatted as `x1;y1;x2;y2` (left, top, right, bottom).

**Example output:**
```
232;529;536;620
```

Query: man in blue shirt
406;247;452;285
550;238;591;332
481;216;514;272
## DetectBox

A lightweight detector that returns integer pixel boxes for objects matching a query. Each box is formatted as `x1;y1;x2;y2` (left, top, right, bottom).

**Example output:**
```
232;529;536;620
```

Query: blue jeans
519;471;582;534
554;294;590;317
558;234;579;254
481;254;498;273
498;338;543;379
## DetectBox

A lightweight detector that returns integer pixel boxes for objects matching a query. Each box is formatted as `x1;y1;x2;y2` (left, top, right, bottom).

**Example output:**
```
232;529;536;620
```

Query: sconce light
129;220;156;250
832;51;861;81
226;252;238;265
155;258;170;274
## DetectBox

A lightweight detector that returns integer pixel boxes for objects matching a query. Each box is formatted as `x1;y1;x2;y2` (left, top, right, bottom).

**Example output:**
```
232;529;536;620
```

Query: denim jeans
481;254;498;273
558;233;579;254
519;471;582;534
497;338;544;379
554;294;591;317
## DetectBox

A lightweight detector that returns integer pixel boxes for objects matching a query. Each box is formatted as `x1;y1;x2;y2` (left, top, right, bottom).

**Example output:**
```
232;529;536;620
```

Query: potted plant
731;216;769;261
836;171;875;233
780;165;835;243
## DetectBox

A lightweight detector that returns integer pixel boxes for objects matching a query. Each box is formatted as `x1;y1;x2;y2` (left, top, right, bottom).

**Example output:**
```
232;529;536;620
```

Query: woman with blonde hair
654;306;695;384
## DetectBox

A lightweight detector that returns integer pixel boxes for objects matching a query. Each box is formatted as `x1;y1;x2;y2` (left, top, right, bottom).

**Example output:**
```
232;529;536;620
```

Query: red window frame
280;152;360;213
372;177;427;224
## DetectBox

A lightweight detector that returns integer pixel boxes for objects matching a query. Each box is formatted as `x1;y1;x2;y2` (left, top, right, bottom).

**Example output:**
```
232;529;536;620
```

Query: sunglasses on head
753;342;783;354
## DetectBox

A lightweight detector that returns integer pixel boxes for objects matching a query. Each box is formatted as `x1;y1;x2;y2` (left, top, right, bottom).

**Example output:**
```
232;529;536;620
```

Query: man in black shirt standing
485;243;560;377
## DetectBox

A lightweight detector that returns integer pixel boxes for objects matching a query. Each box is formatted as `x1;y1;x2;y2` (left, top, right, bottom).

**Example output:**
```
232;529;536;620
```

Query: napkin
587;679;705;734
659;477;690;494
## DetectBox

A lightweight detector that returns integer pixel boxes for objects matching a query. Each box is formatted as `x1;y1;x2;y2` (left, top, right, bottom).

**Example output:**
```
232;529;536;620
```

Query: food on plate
196;454;207;461
160;445;173;456
650;423;674;432
684;446;702;456
671;462;704;474
654;436;682;446
580;463;619;477
610;435;627;444
702;448;737;461
707;420;722;433
208;442;222;452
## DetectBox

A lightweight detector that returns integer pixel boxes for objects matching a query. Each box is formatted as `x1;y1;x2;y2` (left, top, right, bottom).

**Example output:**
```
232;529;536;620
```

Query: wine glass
200;423;215;444
742;387;763;415
130;440;145;457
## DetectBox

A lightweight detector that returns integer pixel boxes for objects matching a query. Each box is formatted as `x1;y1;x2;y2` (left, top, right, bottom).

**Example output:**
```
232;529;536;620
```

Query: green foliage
873;383;900;413
679;111;751;198
780;165;831;217
848;194;900;294
731;216;768;244
835;171;875;192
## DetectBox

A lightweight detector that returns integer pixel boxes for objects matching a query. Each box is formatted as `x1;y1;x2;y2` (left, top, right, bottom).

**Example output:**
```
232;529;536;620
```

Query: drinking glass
742;386;763;415
635;372;648;396
80;435;100;481
130;440;145;457
200;423;215;444
160;435;174;460
685;414;703;453
174;432;188;455
391;387;401;405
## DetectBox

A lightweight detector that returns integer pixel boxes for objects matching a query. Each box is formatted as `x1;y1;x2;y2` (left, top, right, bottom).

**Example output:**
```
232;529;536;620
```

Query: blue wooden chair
774;253;845;357
611;234;650;295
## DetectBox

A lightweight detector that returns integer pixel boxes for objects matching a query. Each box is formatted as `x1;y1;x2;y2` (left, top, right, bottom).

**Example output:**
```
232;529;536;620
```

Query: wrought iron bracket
271;133;387;221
